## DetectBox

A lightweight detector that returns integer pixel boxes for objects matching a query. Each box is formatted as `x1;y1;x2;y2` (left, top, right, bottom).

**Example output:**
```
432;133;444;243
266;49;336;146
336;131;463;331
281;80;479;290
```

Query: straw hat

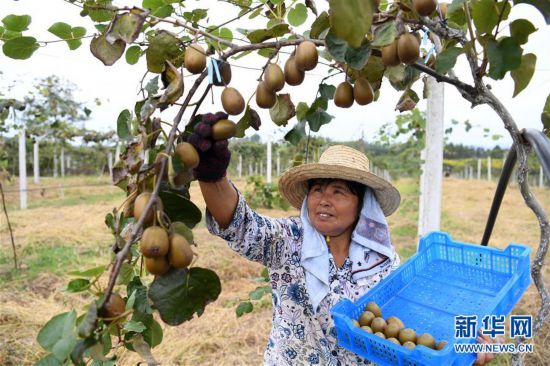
278;145;400;216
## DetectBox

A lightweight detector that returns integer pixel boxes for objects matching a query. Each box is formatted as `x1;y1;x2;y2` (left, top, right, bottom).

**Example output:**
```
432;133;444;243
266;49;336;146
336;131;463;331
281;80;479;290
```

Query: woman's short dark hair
307;178;366;209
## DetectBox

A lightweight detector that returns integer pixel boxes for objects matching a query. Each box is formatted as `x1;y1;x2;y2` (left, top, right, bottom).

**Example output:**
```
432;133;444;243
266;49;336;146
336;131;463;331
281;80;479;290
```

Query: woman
188;112;496;365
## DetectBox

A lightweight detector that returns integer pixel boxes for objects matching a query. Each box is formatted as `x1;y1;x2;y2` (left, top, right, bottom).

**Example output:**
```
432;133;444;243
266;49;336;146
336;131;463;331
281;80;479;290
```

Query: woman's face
307;179;361;238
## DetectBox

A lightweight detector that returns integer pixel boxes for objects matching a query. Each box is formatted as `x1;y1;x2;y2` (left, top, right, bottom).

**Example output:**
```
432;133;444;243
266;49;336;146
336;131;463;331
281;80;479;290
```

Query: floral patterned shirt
206;190;400;366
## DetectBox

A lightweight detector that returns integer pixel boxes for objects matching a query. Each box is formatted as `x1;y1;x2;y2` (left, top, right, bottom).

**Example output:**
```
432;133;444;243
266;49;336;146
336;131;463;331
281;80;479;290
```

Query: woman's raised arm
198;177;238;230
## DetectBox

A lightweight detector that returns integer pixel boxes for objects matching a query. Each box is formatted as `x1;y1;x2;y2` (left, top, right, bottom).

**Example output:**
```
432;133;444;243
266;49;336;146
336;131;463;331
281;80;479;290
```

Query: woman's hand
474;328;505;365
187;111;231;182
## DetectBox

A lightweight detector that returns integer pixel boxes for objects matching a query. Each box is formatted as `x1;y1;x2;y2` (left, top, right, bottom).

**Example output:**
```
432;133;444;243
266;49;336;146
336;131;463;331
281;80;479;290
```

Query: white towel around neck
300;188;395;311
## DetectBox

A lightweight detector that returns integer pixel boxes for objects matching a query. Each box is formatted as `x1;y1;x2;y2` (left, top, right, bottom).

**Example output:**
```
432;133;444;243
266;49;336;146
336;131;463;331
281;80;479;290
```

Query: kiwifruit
370;317;387;333
397;33;420;65
417;333;436;349
374;332;386;339
414;0;437;16
352;319;360;327
381;40;400;67
175;142;200;169
185;43;206;74
398;328;417;344
256;81;277;109
140;226;169;258
365;302;382;318
334;82;354;108
436;340;448;350
134;192;163;226
359;310;375;327
386;316;405;330
174;169;193;186
384;322;401;339
212;119;237;140
221;87;245;115
361;326;373;333
264;63;285;92
387;337;401;345
100;293;125;321
353;78;374;106
295;40;318;71
284;56;305;86
145;255;170;275
403;341;416;350
169;233;194;268
212;60;232;86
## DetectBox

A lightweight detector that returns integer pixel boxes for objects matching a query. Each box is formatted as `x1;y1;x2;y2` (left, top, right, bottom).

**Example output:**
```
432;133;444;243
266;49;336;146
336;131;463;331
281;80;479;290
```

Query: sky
2;0;549;149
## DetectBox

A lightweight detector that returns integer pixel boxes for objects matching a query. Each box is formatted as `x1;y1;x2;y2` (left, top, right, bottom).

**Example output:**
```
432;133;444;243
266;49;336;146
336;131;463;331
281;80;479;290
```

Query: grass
1;175;549;365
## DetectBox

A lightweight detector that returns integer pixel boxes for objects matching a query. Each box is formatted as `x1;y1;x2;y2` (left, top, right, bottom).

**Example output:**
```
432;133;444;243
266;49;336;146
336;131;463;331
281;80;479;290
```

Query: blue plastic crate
331;231;531;366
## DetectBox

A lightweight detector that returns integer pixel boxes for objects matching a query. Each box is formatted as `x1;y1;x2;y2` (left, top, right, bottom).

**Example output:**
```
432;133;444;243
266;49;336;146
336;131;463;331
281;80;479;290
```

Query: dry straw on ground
0;177;548;365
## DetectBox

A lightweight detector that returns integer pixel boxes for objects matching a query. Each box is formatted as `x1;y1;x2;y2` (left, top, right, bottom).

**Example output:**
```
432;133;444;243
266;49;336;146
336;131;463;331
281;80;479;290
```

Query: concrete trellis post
477;159;481;180
540;165;544;188
276;152;280;177
108;152;113;181
487;156;492;181
238;154;242;178
19;128;27;209
33;140;40;184
267;139;272;184
248;163;252;177
61;147;65;178
418;75;444;238
54;151;58;178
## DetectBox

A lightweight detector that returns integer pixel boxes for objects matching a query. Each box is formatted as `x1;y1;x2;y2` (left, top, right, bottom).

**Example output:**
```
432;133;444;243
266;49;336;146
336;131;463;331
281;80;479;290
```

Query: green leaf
2;36;39;60
319;84;336;100
236;301;253;317
37;311;78;361
371;21;397;47
206;27;233;50
542;94;550;133
70;338;97;366
296;102;309;121
328;0;374;48
117;262;135;285
472;0;499;34
158;183;202;228
515;0;550;24
269;94;296;126
434;47;463;74
0;26;22;41
124;320;147;333
125;45;141;65
249;287;265;300
235;106;261;138
510;19;537;45
2;14;31;32
48;22;86;50
310;11;330;39
145;30;184;73
325;31;371;70
143;0;163;9
288;4;308;26
149;267;221;325
145;76;159;95
84;0;115;22
284;121;307;145
307;110;332;132
130;311;163;348
117;109;131;140
448;0;466;14
68;265;106;278
153;5;174;18
128;277;153;314
90;34;126;66
35;354;64;366
77;302;98;339
511;53;536;97
246;23;290;43
170;221;194;244
487;37;523;80
106;10;147;44
183;8;208;24
65;279;90;293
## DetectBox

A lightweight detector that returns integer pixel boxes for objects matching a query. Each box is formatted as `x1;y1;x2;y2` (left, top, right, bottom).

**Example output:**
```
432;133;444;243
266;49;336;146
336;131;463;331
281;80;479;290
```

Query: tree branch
102;71;208;306
0;183;18;270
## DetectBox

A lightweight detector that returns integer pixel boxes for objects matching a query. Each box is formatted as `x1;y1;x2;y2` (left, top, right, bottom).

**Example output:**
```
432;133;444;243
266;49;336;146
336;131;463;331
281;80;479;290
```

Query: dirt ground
0;176;549;365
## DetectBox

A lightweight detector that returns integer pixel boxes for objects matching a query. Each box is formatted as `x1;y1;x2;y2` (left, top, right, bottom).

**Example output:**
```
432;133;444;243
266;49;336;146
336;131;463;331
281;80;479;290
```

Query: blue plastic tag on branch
207;58;222;85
